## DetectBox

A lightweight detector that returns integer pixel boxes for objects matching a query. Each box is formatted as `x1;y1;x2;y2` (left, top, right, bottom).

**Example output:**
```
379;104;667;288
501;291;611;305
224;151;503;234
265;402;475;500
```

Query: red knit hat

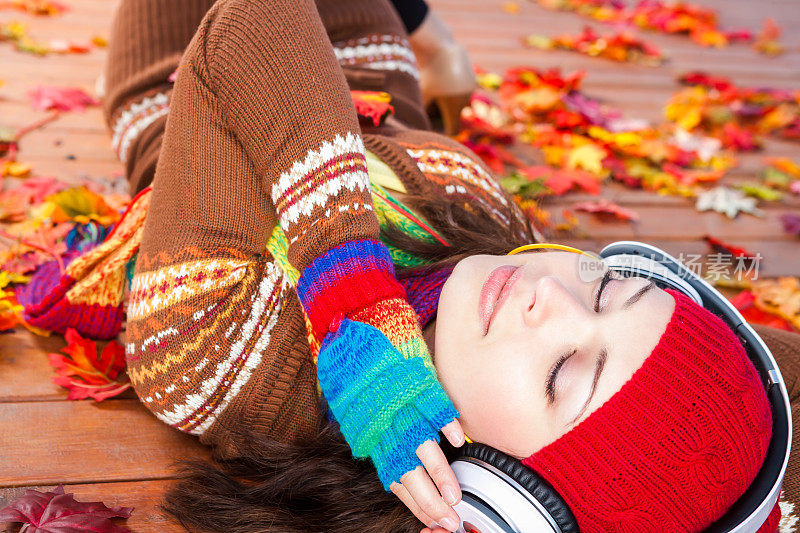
522;289;776;532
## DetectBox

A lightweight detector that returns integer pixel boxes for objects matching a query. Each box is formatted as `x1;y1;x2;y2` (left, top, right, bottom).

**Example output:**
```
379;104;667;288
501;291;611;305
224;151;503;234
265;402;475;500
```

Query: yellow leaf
0;271;30;288
541;145;566;167
567;144;607;174
476;72;502;91
502;2;520;14
46;186;120;226
1;161;32;177
514;88;561;112
524;34;553;49
692;29;728;48
677;107;702;131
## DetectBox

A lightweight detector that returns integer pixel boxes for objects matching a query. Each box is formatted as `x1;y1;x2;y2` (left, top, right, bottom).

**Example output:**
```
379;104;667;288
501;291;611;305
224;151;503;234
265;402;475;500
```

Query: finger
401;465;461;532
441;419;465;447
417;439;462;506
390;480;436;528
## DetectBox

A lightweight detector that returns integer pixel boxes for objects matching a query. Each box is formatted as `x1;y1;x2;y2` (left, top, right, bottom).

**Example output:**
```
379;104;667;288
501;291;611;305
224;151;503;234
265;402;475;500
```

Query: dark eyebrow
568;347;607;426
622;280;656;310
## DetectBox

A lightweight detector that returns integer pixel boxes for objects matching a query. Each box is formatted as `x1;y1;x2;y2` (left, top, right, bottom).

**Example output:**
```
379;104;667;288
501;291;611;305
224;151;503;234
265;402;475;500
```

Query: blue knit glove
317;317;459;491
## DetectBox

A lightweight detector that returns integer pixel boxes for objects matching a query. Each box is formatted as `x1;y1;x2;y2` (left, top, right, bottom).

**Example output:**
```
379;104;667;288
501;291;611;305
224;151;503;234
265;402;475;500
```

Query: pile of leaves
1;81;131;401
533;0;753;48
0;0;68;16
666;72;800;150
461;67;732;206
524;26;665;65
731;277;800;332
1;20;106;55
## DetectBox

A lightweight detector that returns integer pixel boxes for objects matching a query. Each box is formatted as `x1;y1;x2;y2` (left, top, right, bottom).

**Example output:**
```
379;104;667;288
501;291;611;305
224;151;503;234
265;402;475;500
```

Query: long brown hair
164;191;537;532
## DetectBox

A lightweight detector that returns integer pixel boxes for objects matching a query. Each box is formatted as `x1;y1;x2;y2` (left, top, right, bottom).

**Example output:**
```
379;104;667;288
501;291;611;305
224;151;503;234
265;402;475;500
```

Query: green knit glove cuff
317;318;459;491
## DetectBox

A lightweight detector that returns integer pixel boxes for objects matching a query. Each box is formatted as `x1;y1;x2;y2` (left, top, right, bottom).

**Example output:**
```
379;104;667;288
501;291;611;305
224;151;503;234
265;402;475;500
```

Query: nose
523;275;592;330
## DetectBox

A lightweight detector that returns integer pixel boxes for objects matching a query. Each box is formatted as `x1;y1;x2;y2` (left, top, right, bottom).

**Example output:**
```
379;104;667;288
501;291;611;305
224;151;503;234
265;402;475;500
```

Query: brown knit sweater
105;0;518;458
105;0;800;527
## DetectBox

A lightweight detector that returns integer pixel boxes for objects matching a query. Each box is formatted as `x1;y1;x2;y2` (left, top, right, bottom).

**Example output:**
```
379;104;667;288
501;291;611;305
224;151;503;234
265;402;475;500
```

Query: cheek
438;345;553;456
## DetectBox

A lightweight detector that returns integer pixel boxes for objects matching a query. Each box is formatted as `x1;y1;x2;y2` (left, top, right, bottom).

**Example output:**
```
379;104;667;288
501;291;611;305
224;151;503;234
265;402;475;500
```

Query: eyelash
546;348;576;405
546;272;619;405
593;270;620;313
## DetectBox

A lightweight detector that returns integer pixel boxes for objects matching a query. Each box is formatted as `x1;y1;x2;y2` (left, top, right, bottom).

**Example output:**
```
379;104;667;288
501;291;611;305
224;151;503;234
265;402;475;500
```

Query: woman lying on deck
27;0;800;530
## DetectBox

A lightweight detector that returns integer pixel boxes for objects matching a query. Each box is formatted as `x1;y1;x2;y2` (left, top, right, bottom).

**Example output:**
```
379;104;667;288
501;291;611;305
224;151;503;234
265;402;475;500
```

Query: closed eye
545;349;576;405
593;270;615;312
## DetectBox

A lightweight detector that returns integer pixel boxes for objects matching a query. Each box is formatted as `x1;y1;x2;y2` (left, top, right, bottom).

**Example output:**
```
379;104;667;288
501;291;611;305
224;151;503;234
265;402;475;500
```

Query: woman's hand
390;420;465;532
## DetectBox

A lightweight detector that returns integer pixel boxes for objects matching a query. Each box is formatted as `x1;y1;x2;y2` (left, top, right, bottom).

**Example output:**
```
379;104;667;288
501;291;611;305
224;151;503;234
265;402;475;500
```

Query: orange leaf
544;168;601;195
46;186;120;226
351;90;394;127
0;311;22;331
47;328;130;401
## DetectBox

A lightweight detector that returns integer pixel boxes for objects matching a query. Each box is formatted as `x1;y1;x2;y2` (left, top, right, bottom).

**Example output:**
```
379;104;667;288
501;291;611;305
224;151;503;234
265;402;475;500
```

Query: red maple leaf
573;199;639;221
540;168;601;195
703;235;756;259
28;86;100;112
0;485;132;532
47;328;130;401
730;290;794;331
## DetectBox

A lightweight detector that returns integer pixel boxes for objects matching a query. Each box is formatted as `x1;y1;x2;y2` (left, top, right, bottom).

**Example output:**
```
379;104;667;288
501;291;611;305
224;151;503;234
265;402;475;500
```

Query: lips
479;265;522;335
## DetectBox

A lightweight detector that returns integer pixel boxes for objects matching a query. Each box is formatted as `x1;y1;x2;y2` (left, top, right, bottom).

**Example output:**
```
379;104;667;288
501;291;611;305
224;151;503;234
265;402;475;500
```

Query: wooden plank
544;186;800;208
0;480;187;533
1;160;123;184
16;128;118;161
560;238;800;277
0;399;209;487
555;204;792;239
0;330;137;402
0;104;107;132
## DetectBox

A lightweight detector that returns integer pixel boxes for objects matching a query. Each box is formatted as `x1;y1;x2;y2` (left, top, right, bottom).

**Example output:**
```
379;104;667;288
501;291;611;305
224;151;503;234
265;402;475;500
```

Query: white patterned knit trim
333;36;419;80
152;263;287;435
271;132;370;232
781;499;798;532
111;92;170;163
127;258;248;321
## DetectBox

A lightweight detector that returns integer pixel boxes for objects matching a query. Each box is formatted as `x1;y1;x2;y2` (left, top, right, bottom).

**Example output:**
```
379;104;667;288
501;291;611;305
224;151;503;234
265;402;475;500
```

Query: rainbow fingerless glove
297;239;459;490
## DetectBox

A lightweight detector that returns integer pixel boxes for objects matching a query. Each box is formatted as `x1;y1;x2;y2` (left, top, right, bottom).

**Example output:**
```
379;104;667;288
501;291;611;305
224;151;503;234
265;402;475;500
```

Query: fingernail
440;517;459;531
449;430;465;446
442;485;459;506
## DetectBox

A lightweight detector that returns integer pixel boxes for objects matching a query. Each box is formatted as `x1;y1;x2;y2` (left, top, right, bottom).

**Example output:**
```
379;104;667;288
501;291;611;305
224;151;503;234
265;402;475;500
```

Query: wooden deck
1;0;799;531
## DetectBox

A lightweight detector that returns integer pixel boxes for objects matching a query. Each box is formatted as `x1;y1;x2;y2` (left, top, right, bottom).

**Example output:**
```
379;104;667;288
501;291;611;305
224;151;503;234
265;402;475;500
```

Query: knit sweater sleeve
122;0;388;451
198;0;380;273
124;0;449;458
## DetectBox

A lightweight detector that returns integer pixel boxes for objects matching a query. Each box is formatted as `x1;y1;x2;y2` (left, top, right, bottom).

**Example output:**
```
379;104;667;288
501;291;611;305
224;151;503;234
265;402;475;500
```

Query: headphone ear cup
455;442;579;533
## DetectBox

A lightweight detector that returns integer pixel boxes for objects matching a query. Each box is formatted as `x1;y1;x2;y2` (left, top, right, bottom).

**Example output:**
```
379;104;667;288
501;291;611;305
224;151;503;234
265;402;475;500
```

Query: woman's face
425;251;676;459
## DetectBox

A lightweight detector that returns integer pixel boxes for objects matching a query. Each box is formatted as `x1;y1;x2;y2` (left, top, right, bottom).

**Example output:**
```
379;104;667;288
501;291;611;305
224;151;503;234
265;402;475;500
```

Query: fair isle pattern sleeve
127;254;288;436
295;240;405;345
271;133;372;249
